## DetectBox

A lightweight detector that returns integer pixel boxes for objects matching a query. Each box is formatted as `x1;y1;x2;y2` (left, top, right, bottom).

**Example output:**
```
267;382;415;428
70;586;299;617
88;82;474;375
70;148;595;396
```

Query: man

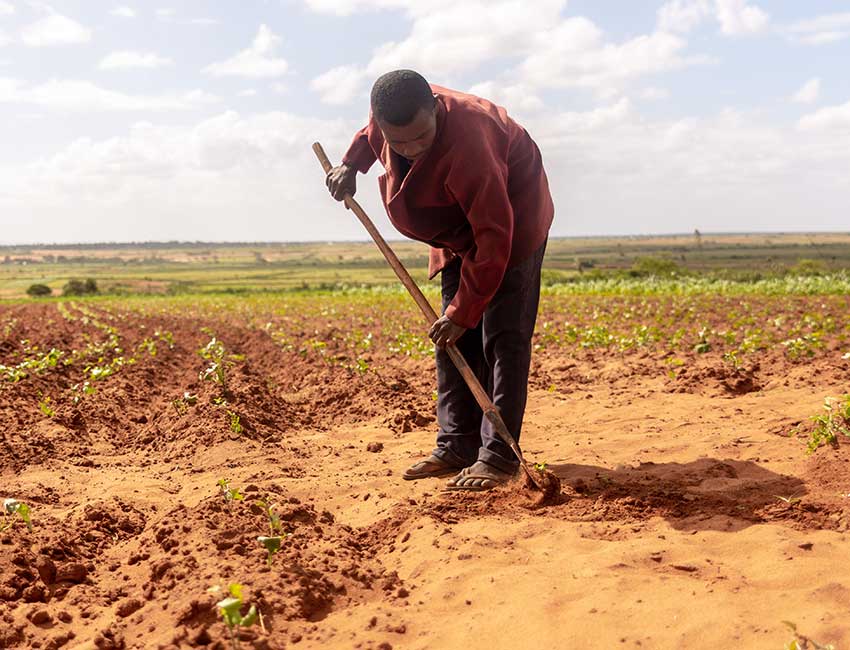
325;69;553;491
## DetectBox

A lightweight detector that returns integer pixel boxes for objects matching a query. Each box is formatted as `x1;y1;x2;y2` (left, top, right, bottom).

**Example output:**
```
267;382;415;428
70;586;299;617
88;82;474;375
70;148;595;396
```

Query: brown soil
1;300;849;649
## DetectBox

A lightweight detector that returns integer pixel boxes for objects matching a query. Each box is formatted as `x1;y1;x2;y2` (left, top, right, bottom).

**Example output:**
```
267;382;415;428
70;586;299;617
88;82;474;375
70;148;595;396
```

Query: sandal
403;455;462;480
444;461;514;492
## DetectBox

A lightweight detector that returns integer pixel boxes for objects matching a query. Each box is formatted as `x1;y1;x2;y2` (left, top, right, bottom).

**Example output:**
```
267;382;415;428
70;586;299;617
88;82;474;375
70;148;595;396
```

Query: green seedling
38;395;55;418
793;395;850;454
217;479;244;502
534;462;548;472
257;535;283;566
255;497;282;535
2;498;33;532
774;495;802;505
155;329;175;348
783;621;834;650
199;336;231;394
722;350;744;370
215;583;258;650
227;411;244;435
138;337;158;357
693;326;711;354
172;398;187;416
71;381;96;405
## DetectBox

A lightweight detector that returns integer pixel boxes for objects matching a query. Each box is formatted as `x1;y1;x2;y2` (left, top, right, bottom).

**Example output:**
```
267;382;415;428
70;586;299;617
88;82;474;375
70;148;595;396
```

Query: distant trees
62;278;99;296
26;284;52;297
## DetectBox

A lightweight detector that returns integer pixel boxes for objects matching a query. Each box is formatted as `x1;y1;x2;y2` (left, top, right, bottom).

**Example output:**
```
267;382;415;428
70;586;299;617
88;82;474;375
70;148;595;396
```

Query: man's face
377;102;437;162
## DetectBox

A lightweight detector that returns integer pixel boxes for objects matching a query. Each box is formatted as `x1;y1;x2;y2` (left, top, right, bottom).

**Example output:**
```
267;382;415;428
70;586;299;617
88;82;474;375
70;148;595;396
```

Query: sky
0;0;849;245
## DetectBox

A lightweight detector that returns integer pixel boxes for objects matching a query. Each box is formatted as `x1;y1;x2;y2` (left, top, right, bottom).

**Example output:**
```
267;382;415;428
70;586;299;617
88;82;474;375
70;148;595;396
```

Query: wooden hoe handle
312;142;539;486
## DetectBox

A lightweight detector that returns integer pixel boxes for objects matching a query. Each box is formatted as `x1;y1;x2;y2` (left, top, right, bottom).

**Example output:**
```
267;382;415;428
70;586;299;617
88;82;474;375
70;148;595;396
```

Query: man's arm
443;142;514;330
326;120;380;203
341;122;378;174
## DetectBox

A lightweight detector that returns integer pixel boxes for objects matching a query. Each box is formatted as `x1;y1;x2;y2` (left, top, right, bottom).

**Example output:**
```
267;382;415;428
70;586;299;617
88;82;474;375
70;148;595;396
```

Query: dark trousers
431;240;546;474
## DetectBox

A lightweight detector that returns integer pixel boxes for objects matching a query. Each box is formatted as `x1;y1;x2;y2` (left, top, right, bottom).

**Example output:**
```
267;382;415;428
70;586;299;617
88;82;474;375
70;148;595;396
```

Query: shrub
62;278;99;296
630;256;681;277
790;258;825;276
26;284;52;297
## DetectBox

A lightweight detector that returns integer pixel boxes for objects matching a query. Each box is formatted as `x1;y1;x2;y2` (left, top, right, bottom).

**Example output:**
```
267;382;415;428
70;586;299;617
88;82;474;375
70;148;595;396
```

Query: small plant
782;621;834;650
138;337;158;357
214;583;258;650
155;329;175;348
217;479;244;502
722;350;744;370
199;336;231;394
71;381;96;404
256;535;283;566
173;391;199;415
227;411;244;435
533;462;548;472
774;494;802;505
1;498;33;532
38;394;55;418
255;497;282;535
172;397;187;416
792;395;850;454
693;326;711;354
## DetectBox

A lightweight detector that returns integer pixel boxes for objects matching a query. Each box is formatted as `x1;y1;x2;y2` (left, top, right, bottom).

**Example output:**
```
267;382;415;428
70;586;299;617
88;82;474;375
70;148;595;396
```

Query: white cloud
0;111;376;243
310;3;707;105
785;13;850;46
657;0;768;36
366;0;566;75
0;77;217;111
0;2;14;17
190;18;219;26
657;0;711;33
715;0;768;36
156;8;175;20
799;101;850;132
5;103;850;242
791;78;820;105
21;11;92;47
302;0;422;16
110;6;136;18
640;86;671;101
522;105;850;233
466;81;544;114
99;51;173;70
238;88;257;97
311;65;369;105
203;24;289;79
533;99;632;145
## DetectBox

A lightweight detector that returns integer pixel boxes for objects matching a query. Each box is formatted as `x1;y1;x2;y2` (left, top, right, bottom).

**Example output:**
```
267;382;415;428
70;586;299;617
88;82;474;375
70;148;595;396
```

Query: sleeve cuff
444;302;482;330
341;148;375;175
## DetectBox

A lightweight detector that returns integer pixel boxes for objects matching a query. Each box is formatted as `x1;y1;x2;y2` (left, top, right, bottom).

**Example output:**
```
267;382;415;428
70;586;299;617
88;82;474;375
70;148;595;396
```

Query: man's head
371;69;437;161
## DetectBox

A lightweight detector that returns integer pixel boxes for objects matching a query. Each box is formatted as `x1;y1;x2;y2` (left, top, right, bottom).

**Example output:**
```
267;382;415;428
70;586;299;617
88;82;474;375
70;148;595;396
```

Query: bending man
325;69;554;491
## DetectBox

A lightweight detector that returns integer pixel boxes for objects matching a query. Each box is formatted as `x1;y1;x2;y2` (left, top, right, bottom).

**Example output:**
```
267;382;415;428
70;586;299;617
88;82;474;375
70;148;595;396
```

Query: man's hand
429;315;467;348
325;163;357;207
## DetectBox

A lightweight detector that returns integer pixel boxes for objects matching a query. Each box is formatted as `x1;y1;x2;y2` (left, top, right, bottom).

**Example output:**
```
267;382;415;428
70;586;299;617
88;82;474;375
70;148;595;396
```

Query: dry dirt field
1;294;849;650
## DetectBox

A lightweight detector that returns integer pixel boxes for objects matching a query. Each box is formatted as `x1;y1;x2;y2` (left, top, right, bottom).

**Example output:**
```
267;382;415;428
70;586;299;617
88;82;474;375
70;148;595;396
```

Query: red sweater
342;85;554;329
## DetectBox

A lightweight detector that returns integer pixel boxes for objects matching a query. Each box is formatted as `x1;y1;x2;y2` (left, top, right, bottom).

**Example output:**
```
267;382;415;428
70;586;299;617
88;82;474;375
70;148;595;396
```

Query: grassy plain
1;232;849;300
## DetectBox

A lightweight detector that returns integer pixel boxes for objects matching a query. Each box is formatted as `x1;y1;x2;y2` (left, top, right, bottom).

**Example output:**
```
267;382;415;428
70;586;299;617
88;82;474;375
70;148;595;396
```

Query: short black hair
370;70;435;126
